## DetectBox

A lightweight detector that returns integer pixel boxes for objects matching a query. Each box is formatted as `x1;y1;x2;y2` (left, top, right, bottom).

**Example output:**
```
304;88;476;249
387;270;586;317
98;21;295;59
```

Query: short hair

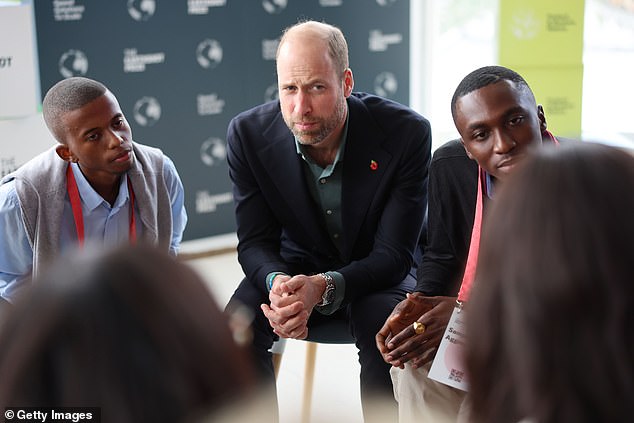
466;142;634;423
0;245;255;421
276;20;349;76
42;77;108;143
450;65;535;122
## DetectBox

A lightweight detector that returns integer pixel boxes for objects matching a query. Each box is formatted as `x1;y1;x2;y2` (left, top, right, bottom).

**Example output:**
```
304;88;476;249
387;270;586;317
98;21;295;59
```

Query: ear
459;138;475;160
55;144;75;163
537;104;547;132
342;68;354;97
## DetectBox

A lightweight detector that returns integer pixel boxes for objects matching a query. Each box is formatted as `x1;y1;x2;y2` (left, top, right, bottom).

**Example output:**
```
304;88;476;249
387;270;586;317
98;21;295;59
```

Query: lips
497;154;521;169
295;121;318;131
113;149;132;162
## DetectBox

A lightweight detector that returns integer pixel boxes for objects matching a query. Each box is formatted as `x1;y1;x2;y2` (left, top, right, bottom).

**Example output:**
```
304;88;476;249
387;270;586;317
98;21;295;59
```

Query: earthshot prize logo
262;38;279;61
369;29;403;52
187;0;227;15
53;0;85;21
374;71;398;97
510;9;539;39
262;0;287;14
123;48;166;73
319;0;343;6
200;137;226;167
196;39;223;69
58;49;89;78
127;0;156;21
133;97;161;127
197;93;225;116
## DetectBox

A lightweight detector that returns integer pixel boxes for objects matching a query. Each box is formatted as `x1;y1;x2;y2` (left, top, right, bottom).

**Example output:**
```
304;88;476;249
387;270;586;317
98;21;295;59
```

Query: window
412;0;634;151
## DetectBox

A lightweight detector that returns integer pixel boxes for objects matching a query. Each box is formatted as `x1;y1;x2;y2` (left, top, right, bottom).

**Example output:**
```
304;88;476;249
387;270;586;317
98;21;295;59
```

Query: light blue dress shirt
0;157;187;303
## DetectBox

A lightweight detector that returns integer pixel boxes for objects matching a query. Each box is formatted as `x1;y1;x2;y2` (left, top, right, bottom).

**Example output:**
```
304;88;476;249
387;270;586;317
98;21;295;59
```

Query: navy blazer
227;92;431;303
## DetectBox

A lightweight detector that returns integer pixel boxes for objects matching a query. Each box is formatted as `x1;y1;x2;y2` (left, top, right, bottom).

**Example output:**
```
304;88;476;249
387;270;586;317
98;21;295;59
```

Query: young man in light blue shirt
0;77;187;307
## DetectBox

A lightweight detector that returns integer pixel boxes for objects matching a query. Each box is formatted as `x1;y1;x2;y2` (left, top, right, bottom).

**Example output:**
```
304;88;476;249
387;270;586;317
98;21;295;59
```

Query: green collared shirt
265;118;348;315
295;129;346;255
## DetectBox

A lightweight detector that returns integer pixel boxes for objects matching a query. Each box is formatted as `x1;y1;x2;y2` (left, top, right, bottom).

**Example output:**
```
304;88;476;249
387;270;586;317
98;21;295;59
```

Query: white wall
0;2;52;179
0;114;55;177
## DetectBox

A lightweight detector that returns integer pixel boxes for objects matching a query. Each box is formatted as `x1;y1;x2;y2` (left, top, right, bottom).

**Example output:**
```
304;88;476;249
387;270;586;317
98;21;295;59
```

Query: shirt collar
484;171;495;199
70;163;130;211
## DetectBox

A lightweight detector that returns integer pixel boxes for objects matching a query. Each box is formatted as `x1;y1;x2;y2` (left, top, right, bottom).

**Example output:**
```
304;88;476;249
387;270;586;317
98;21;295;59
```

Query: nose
492;130;516;153
294;90;312;116
108;130;125;148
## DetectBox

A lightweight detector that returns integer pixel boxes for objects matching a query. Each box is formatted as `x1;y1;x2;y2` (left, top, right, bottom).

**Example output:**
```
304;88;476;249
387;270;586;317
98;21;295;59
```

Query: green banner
499;0;585;137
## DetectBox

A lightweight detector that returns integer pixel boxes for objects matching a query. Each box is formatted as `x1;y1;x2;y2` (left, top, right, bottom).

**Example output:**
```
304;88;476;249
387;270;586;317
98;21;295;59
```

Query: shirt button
326;209;332;215
320;178;326;184
333;233;339;239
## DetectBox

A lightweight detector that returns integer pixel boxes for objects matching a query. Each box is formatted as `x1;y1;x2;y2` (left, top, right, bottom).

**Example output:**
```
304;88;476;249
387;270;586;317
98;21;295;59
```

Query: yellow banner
499;0;585;137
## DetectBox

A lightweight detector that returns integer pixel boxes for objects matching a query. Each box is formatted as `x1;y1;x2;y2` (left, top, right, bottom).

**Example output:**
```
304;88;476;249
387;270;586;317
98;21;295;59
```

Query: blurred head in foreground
466;142;634;423
0;245;254;422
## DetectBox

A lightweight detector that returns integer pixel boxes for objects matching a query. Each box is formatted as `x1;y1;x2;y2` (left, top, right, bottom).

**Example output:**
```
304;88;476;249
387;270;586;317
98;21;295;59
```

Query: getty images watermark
4;408;100;423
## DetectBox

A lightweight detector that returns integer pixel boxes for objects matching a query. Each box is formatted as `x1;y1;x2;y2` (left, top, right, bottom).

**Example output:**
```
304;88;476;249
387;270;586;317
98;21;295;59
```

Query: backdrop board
34;0;411;241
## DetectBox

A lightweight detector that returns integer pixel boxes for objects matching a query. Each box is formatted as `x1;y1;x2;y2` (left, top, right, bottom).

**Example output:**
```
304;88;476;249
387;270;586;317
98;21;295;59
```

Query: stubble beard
288;97;347;146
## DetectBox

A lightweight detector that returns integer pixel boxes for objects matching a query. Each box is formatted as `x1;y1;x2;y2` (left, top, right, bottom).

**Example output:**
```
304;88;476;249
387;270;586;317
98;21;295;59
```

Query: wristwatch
317;272;335;306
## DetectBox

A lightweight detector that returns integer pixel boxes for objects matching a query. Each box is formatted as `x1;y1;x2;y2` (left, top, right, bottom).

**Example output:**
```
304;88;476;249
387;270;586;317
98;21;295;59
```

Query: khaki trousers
391;361;468;422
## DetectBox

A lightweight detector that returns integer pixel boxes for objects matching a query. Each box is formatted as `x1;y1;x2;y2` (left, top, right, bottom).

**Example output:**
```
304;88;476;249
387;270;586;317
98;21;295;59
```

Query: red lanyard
457;167;485;302
457;132;560;302
66;164;136;247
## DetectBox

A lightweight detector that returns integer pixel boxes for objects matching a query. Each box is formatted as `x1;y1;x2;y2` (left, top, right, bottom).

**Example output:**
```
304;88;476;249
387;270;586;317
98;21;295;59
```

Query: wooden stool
271;318;355;423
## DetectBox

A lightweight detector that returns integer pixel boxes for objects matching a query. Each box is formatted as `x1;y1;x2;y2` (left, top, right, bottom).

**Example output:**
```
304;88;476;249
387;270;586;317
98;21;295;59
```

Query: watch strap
317;272;335;306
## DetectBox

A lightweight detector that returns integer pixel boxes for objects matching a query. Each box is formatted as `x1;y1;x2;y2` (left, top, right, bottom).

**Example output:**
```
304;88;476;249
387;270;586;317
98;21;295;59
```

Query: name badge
427;305;469;391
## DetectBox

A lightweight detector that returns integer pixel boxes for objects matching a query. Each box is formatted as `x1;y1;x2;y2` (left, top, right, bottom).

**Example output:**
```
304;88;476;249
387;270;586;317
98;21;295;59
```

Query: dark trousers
227;273;415;423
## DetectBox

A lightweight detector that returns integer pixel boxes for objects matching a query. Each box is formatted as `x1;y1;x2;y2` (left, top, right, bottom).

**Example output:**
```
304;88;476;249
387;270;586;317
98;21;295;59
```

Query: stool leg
270;338;287;380
301;342;318;423
272;352;283;379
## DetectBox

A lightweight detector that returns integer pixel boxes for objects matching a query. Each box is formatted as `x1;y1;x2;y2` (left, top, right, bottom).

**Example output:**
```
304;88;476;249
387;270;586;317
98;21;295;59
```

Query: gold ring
412;321;425;335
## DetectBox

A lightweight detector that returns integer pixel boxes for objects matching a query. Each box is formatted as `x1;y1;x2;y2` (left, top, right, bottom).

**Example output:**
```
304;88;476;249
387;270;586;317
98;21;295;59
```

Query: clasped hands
376;293;456;369
260;274;325;340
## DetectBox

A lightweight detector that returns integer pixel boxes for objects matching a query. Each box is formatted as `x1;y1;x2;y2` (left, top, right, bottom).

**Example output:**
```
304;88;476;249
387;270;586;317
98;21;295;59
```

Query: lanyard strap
456;132;560;302
457;167;485;302
66;164;137;246
66;164;85;246
545;130;560;146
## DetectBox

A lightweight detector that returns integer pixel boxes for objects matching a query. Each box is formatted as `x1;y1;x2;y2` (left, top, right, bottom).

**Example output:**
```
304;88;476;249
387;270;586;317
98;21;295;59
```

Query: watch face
323;285;335;305
318;273;335;306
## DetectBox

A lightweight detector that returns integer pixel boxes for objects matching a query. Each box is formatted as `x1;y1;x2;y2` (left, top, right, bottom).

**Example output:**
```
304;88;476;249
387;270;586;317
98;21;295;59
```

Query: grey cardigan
0;142;173;274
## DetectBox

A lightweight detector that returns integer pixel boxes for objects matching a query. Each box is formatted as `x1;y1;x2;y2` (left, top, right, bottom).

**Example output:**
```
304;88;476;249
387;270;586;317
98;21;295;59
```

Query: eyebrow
465;106;528;131
282;76;328;86
80;127;100;138
78;113;124;138
502;106;528;117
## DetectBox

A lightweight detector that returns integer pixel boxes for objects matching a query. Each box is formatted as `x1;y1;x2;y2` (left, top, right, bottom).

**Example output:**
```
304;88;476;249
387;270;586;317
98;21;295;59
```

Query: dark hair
450;65;535;122
466;142;634;423
0;245;254;422
42;77;108;143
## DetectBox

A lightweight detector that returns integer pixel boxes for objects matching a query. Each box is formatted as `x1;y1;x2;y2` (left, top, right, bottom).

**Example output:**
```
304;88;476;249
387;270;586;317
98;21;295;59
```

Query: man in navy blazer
225;20;431;420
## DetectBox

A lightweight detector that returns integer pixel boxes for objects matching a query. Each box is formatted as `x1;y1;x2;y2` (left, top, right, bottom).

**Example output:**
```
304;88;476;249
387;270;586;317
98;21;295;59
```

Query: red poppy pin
370;160;378;171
